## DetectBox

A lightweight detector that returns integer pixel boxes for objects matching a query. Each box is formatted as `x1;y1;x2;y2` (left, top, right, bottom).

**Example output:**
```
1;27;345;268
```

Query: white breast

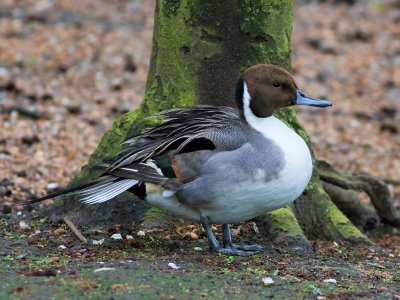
252;115;313;202
242;82;313;204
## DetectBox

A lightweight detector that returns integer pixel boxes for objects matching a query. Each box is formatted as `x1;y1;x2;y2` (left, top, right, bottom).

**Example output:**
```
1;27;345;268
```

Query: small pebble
17;211;22;216
253;222;259;233
58;245;67;249
350;120;359;127
19;220;29;229
0;68;8;77
126;235;134;240
110;77;123;90
323;278;337;283
261;277;274;285
137;231;146;237
194;247;203;251
47;183;59;189
94;267;115;273
92;239;104;245
168;263;180;269
111;233;123;240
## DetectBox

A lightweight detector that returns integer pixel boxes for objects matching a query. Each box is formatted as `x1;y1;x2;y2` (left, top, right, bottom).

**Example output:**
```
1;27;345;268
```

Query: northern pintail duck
30;64;332;256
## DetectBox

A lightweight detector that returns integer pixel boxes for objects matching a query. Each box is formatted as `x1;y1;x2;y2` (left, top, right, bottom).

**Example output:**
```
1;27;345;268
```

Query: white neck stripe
243;82;274;131
242;82;252;116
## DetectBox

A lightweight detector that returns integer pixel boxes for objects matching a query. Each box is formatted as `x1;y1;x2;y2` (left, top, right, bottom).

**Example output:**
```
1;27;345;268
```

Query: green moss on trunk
257;206;312;254
293;176;369;243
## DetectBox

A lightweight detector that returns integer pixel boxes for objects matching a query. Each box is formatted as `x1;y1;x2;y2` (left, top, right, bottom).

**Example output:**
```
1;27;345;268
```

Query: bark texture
56;0;400;251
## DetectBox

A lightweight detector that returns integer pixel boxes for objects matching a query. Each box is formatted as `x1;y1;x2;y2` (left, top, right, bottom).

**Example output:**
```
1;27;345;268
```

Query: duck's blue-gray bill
295;89;332;107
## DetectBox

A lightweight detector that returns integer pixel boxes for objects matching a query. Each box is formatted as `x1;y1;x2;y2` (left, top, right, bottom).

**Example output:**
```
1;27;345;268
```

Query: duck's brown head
235;64;332;119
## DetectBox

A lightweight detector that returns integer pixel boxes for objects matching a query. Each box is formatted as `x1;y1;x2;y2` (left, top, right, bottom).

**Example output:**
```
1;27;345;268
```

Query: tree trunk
57;0;399;251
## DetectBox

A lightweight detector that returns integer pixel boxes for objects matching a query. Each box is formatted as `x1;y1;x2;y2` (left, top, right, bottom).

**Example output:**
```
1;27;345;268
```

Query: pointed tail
26;175;138;205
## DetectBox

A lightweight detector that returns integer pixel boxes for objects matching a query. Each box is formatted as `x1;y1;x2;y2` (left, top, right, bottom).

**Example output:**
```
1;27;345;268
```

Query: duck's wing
82;106;247;201
107;105;246;170
100;105;248;189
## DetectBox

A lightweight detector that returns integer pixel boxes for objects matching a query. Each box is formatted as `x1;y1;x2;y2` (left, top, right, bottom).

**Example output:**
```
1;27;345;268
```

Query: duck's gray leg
200;216;263;256
222;224;265;252
201;216;220;252
222;223;232;246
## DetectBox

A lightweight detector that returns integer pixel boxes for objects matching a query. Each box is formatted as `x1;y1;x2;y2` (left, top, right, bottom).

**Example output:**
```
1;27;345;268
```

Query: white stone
19;220;29;229
92;239;105;245
253;222;259;233
0;68;8;77
111;233;123;240
168;263;180;269
261;277;274;285
94;267;115;273
323;278;337;283
47;183;59;189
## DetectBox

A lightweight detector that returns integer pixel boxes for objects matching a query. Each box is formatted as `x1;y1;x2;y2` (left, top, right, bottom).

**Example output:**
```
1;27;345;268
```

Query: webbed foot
230;243;265;252
200;217;264;256
216;244;264;256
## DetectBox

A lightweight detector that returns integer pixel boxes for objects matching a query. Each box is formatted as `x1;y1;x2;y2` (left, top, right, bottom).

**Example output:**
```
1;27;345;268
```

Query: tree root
322;182;379;231
256;206;313;254
317;160;400;228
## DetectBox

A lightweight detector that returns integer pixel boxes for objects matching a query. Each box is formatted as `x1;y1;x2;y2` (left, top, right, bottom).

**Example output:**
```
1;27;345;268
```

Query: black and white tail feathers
27;160;180;205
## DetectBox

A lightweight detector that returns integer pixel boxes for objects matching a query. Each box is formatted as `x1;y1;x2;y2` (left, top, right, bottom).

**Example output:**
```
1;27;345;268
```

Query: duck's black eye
272;82;280;87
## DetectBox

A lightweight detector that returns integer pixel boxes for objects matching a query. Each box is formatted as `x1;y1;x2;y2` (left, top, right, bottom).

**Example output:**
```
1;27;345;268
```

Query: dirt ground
1;218;400;299
1;0;400;298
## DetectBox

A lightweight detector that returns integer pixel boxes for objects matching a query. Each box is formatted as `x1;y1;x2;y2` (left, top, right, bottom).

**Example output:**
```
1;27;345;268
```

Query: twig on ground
64;216;88;244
